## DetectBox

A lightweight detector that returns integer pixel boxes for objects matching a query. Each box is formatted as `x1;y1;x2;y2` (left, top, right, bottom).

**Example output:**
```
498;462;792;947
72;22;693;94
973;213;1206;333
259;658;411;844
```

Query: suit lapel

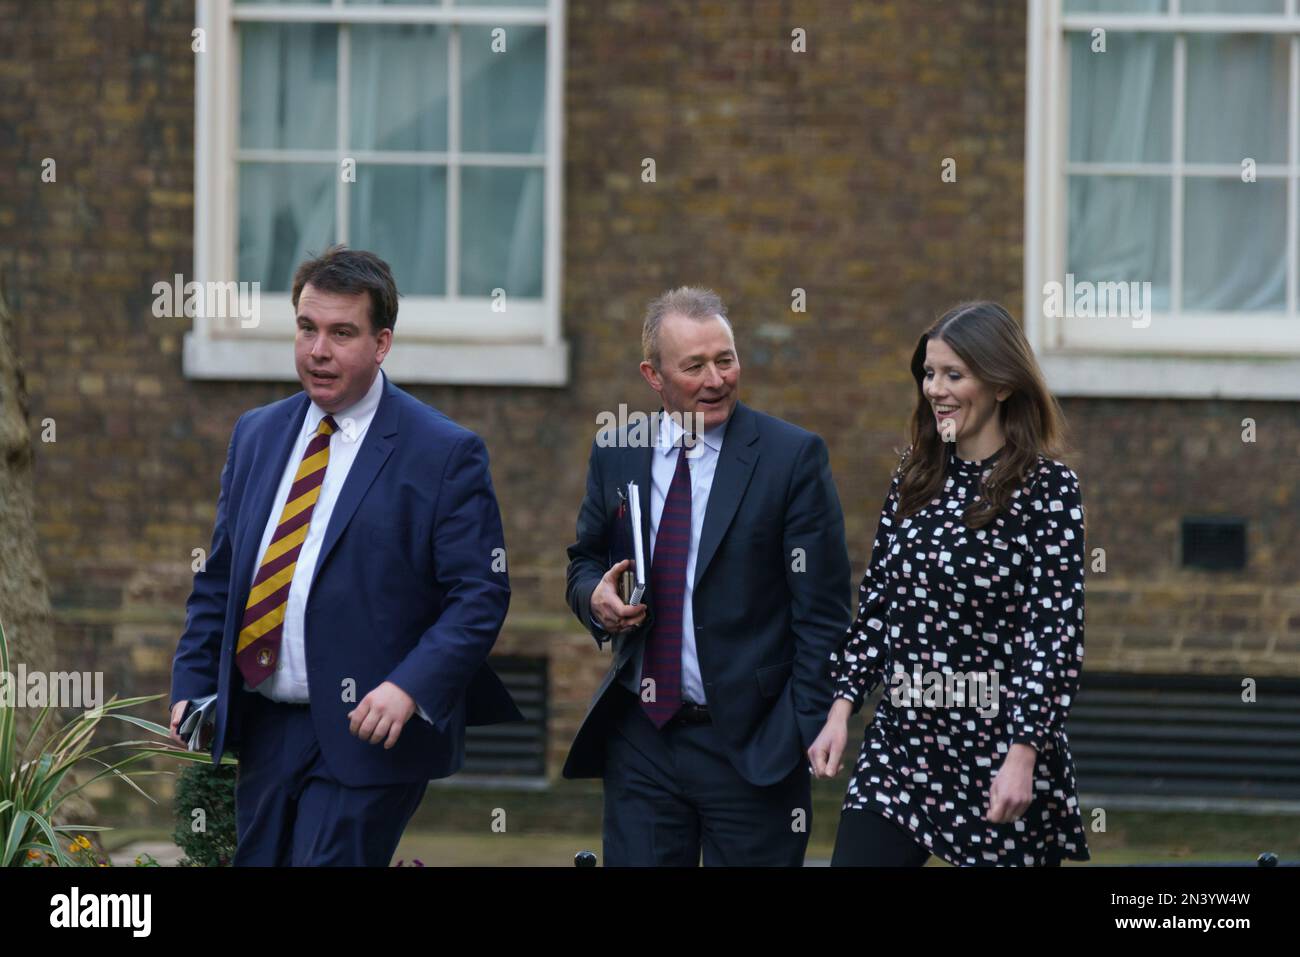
307;373;400;596
693;403;759;589
232;396;308;609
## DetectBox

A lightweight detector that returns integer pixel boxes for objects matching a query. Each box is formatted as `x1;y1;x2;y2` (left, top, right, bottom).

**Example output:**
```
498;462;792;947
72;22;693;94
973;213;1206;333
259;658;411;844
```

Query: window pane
345;1;549;8
238;163;336;290
240;23;337;151
343;1;549;6
460;167;543;298
1068;32;1172;164
1182;0;1284;12
1064;0;1167;11
1067;175;1171;311
350;25;449;152
349;165;447;296
343;1;554;6
1185;34;1287;165
1184;178;1285;312
461;26;546;154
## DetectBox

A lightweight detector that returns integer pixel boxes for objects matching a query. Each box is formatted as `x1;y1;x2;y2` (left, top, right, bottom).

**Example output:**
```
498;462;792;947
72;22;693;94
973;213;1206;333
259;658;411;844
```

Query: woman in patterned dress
809;301;1090;866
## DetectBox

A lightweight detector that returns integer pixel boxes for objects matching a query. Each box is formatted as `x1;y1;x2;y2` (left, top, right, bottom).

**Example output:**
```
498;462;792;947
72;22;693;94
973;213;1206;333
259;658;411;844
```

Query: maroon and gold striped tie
235;414;337;687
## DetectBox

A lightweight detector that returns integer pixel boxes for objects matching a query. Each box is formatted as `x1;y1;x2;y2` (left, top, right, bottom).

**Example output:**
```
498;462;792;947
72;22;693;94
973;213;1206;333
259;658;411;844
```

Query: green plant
172;759;238;866
0;617;234;866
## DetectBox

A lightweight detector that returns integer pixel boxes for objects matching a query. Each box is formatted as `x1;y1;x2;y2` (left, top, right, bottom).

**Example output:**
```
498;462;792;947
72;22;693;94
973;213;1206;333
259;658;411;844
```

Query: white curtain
1067;17;1288;313
1067;23;1173;310
238;18;546;300
1181;0;1284;12
1181;34;1287;311
349;24;449;295
459;25;545;298
238;22;337;290
1065;0;1167;11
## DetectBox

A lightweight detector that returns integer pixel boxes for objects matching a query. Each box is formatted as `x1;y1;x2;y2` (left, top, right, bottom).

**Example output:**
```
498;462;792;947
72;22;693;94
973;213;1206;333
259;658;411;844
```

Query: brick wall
1;0;1296;792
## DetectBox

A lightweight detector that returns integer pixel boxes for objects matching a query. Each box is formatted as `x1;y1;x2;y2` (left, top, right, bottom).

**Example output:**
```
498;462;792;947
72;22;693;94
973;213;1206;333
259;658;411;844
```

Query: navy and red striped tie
642;444;692;728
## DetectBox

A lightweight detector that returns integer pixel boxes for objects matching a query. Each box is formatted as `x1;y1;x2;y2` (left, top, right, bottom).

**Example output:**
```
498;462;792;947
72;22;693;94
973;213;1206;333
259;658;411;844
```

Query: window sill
183;333;569;387
1041;352;1300;401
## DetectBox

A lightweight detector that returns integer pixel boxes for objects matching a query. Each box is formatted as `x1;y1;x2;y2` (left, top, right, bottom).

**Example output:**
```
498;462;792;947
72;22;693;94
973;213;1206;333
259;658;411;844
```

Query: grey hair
641;286;733;367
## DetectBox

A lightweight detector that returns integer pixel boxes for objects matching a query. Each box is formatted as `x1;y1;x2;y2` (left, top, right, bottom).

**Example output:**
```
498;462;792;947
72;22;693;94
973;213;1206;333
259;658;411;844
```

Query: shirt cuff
1010;721;1047;754
415;703;433;725
833;687;863;715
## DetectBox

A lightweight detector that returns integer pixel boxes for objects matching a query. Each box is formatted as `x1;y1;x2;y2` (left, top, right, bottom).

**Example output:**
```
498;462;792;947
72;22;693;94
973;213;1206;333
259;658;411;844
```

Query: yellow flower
67;842;78;853
76;835;92;850
26;849;40;860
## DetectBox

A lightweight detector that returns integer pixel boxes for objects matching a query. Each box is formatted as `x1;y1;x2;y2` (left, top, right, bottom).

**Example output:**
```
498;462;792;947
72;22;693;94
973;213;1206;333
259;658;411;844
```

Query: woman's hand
808;698;854;778
985;743;1038;823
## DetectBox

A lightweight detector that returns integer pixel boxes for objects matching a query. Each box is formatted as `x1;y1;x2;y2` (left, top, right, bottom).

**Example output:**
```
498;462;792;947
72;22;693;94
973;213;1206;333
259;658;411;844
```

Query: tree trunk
0;276;98;837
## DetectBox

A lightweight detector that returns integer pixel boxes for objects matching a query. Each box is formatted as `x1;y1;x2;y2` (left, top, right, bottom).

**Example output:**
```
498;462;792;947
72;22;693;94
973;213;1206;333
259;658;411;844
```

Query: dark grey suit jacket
562;402;852;786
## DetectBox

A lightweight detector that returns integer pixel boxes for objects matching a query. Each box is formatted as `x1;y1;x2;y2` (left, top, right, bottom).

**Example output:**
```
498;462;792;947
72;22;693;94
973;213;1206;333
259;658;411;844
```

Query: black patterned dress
830;445;1090;866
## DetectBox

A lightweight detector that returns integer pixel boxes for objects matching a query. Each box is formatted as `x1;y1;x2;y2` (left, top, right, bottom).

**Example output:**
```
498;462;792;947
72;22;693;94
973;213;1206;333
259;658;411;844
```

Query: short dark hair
291;244;399;334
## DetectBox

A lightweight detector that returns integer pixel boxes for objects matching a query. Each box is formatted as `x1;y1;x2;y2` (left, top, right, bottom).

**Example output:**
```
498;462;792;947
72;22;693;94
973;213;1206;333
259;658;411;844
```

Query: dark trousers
601;689;811;867
231;690;428;866
830;808;931;867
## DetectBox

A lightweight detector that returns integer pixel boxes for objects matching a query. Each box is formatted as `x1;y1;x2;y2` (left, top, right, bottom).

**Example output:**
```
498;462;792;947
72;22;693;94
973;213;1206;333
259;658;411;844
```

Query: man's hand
985;743;1038;823
590;559;648;634
168;700;189;748
348;681;417;749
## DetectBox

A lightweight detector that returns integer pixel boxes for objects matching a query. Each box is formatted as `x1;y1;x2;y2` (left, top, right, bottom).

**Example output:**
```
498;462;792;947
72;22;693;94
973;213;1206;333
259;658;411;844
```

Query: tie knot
318;415;338;436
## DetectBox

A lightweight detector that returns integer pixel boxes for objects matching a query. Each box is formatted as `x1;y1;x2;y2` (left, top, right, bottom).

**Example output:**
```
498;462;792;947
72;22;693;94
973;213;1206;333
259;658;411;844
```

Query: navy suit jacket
171;371;521;788
562;402;852;786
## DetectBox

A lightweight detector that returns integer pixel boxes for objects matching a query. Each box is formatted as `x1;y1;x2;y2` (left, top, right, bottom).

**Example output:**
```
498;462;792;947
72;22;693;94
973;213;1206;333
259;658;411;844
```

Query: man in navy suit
563;287;852;865
169;245;519;866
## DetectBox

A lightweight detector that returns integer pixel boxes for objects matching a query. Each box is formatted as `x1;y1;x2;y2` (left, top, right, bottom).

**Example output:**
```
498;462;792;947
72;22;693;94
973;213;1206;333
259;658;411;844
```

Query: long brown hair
896;301;1068;528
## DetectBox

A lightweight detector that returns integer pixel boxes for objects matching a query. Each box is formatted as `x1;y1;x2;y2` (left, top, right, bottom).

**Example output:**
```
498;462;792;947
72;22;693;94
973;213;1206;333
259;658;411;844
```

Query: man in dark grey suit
563;286;852;866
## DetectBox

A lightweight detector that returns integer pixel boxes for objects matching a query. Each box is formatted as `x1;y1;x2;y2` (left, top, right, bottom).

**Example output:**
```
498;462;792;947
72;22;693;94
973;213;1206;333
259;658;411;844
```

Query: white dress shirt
643;410;729;706
243;367;431;723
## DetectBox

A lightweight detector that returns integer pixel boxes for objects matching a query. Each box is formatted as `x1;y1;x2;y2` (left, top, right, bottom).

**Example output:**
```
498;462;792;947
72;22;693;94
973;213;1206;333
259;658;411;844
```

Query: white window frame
1025;0;1300;399
187;0;568;386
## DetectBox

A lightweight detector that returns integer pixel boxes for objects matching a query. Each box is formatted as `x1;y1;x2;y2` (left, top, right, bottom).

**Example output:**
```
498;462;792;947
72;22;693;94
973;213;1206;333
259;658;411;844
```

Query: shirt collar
307;367;385;435
656;408;728;455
